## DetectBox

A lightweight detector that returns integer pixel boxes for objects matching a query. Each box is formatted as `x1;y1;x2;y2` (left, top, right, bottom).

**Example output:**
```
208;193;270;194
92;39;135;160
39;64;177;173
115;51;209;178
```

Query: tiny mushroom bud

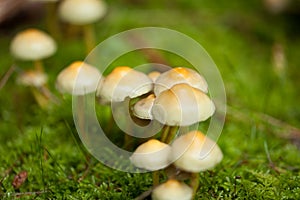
151;179;193;200
97;66;153;102
171;130;223;173
148;71;161;82
10;28;57;62
56;61;101;95
130;139;171;171
154;67;208;96
152;83;215;126
17;70;48;88
133;94;155;120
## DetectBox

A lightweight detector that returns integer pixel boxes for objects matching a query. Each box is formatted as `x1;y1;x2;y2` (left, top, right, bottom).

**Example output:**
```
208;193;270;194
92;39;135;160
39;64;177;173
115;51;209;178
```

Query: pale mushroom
58;0;107;52
154;67;208;96
130;139;171;171
10;28;57;72
152;83;215;127
151;179;193;200
17;70;48;88
170;130;223;173
132;94;155;120
56;61;101;95
148;71;161;82
97;66;153;103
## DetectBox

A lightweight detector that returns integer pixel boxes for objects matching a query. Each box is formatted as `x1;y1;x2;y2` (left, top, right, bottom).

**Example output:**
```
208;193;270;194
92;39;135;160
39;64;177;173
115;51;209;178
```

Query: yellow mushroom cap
56;61;101;95
151;179;193;200
133;94;155;120
10;28;57;61
59;0;107;25
154;67;208;96
97;66;153;102
130;139;171;171
152;83;215;126
171;130;223;173
148;71;161;82
17;70;48;87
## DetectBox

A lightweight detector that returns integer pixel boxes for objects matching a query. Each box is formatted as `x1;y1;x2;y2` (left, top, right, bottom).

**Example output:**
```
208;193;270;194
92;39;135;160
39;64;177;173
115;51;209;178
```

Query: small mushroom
58;0;107;52
170;130;223;173
130;139;171;171
148;71;161;82
17;70;48;88
56;61;101;95
133;94;155;120
97;66;153;103
151;179;193;200
152;83;215;127
10;28;57;72
154;67;208;96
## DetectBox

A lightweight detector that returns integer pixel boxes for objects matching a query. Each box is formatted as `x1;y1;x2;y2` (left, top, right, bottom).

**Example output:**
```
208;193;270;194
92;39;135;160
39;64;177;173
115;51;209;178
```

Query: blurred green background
0;0;299;199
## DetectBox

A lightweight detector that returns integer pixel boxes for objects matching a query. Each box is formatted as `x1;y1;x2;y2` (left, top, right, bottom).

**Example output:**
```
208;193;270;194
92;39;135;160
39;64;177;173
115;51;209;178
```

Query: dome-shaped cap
56;61;101;95
152;83;215;126
97;66;153;102
17;70;48;87
130;139;171;171
151;179;193;200
154;67;208;96
148;71;161;82
133;94;155;120
171;130;223;173
59;0;107;25
10;28;57;61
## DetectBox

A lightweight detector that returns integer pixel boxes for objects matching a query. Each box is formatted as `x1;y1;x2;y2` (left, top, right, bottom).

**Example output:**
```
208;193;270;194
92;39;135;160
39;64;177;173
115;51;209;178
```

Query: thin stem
77;95;87;142
45;2;60;40
160;125;170;142
190;172;199;199
83;24;96;53
152;170;160;186
34;60;44;72
165;126;178;143
0;65;15;90
31;87;49;109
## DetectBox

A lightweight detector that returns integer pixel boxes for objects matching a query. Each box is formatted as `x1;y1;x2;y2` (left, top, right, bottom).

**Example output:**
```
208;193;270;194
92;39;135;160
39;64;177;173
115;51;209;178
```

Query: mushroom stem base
152;171;160;186
190;172;199;198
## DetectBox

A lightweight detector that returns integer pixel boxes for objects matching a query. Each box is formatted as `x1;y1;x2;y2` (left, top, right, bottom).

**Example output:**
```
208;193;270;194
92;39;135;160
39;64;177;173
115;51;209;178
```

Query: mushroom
152;83;215;127
151;179;193;200
58;0;107;52
170;130;223;173
130;139;171;186
10;28;57;72
154;67;208;96
130;139;171;171
16;70;49;108
17;70;48;88
170;130;223;197
132;94;155;120
56;61;102;140
148;71;161;82
96;66;153;103
56;61;101;95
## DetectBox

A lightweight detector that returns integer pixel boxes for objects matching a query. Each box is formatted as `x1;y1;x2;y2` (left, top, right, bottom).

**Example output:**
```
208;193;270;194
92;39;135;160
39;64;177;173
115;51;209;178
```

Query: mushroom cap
56;61;101;95
130;139;171;171
133;94;155;120
59;0;107;25
10;28;57;61
154;67;208;96
171;130;223;173
148;71;161;82
97;66;153;102
152;83;215;126
151;179;193;200
17;70;48;87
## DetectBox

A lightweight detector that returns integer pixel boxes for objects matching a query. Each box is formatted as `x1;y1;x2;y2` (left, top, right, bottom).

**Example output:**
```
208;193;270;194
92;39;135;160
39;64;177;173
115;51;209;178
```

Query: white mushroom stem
83;24;96;53
34;60;44;72
190;173;199;198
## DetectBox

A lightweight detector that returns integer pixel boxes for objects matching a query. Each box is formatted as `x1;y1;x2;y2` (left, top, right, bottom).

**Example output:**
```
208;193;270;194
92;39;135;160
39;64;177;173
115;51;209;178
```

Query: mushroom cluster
96;66;223;199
